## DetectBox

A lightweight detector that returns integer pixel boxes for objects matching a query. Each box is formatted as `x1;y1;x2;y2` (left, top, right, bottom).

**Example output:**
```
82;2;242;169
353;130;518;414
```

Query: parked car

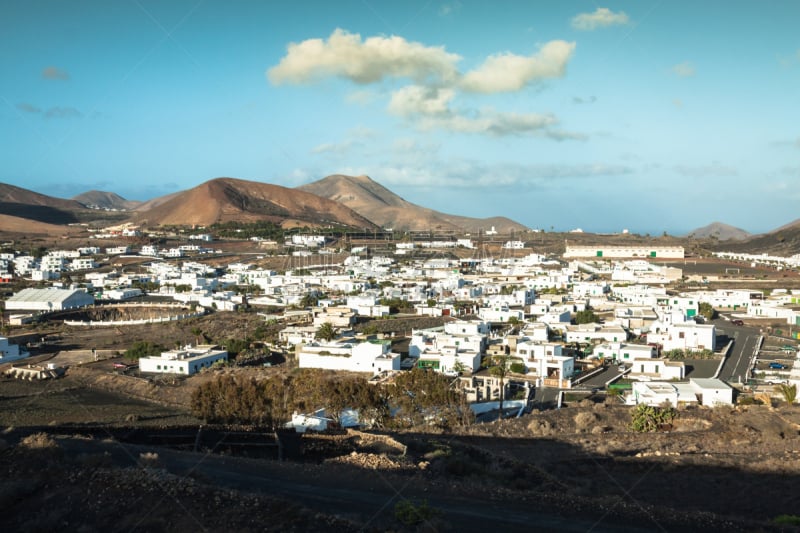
731;319;744;326
769;362;786;370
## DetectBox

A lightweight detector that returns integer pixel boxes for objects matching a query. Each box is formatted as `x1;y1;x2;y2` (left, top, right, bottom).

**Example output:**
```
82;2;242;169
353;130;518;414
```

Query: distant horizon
3;2;798;236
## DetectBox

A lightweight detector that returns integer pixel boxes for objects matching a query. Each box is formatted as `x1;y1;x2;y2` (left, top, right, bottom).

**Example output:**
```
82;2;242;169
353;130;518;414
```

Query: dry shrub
528;418;554;436
138;451;161;468
19;432;58;450
591;425;607;434
574;411;597;431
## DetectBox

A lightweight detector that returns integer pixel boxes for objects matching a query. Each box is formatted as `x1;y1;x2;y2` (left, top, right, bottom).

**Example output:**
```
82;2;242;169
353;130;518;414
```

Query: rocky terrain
1;362;799;531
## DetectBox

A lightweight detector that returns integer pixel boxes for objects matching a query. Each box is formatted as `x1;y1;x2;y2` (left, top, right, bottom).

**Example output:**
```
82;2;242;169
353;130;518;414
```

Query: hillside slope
298;174;528;233
133;177;378;229
73;190;141;211
687;222;751;241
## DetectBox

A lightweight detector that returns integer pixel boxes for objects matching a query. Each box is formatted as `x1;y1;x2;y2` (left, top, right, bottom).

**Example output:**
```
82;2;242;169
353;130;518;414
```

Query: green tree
125;341;161;362
390;368;472;429
315;322;337;342
574;309;600;324
299;293;320;308
698;302;716;321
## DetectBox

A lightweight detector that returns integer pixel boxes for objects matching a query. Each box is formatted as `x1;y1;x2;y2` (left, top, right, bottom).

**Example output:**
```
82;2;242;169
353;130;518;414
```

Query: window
679;332;685;339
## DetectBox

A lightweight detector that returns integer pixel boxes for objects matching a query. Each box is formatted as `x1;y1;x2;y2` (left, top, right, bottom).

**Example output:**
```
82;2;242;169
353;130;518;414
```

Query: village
2;227;800;428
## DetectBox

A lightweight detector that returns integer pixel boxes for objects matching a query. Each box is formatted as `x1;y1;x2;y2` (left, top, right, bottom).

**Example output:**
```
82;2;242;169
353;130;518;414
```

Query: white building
564;323;627;344
138;345;228;375
0;336;29;363
4;287;95;312
593;342;656;364
647;323;716;352
298;340;400;374
690;378;734;406
627;357;685;381
564;245;684;259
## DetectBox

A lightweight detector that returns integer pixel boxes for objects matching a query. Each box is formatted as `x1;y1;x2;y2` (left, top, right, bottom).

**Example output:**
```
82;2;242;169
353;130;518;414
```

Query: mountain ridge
298;174;529;233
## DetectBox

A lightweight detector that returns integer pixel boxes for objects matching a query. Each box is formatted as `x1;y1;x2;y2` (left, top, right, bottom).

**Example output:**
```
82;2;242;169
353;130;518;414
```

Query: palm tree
488;353;512;415
775;383;797;404
190;327;203;346
315;322;336;342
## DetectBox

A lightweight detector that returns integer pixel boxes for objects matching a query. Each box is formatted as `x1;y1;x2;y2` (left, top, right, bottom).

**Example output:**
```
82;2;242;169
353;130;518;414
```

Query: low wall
64;311;204;326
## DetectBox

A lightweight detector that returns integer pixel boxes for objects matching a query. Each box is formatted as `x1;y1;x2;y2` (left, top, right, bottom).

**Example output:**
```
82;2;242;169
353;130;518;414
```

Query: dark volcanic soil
1;371;799;531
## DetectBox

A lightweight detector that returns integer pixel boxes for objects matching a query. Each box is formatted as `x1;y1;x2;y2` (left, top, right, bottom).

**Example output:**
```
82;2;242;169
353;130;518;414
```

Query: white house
593;342;656;364
690;378;734;406
298;339;400;374
478;305;524;323
647;323;716;352
564;323;627;344
138;345;228;375
627;357;685;381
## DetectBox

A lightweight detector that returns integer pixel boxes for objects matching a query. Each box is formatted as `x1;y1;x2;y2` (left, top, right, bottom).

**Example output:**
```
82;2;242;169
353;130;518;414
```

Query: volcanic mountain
73;190;141;211
687;222;751;241
132;177;379;229
297;174;528;233
704;219;800;255
0;182;86;224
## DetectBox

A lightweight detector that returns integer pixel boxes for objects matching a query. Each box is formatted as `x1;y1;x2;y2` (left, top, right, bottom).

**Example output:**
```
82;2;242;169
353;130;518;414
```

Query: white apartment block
564;245;684;259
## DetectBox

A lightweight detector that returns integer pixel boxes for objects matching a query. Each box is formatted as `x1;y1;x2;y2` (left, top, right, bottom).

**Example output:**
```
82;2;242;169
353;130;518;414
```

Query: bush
629;403;677;432
394;499;439;527
509;362;526;374
574;411;597;430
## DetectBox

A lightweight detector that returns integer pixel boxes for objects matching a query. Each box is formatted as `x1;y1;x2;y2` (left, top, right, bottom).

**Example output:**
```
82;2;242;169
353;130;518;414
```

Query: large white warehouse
4;287;95;312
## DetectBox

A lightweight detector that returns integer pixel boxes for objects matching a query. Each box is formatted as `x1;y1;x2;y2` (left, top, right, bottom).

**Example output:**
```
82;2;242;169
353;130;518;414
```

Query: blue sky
1;1;799;235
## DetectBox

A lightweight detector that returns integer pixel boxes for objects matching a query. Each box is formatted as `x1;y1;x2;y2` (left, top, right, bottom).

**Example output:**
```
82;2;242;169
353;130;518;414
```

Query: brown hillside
0;182;84;210
298;174;529;233
133;177;378;229
73;190;141;211
704;219;800;255
0;182;89;224
0;214;82;236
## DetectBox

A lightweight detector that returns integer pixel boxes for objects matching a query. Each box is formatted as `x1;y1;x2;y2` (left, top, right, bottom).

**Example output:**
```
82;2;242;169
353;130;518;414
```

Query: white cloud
388;85;584;139
388;85;455;116
571;8;629;31
339;160;631;189
345;89;378;105
672;61;696;78
673;164;737;177
439;1;462;16
268;28;460;85
460;40;575;93
311;140;353;154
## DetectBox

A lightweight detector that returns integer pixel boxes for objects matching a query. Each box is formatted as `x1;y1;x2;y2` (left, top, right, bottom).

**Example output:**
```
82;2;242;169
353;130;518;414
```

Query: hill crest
133;177;378;229
298;174;528;233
